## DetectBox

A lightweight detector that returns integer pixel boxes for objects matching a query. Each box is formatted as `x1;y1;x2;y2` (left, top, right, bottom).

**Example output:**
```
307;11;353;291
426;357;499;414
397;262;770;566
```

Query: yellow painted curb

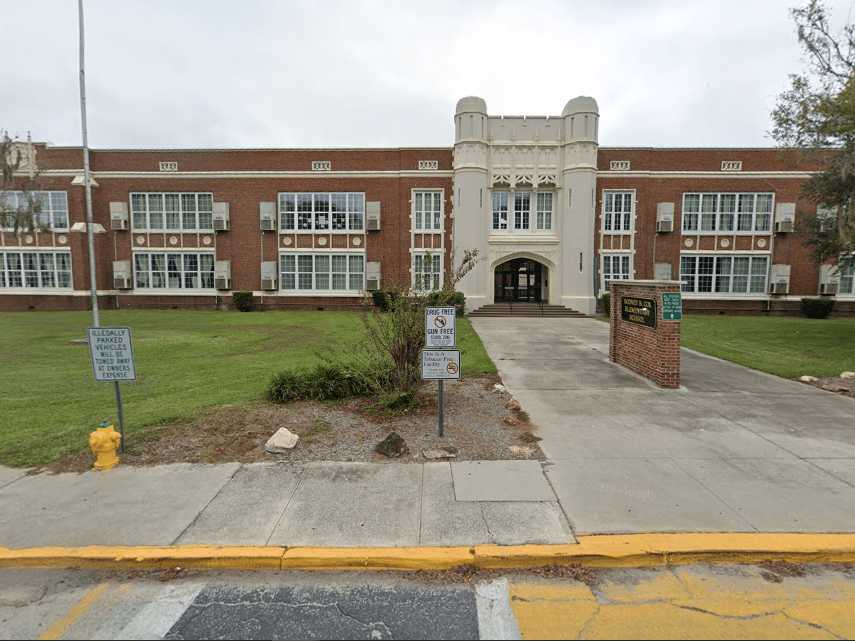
281;547;475;571
0;546;285;570
3;534;855;571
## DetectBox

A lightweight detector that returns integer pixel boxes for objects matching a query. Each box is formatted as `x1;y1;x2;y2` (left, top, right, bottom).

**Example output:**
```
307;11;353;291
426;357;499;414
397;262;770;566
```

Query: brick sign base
609;280;682;389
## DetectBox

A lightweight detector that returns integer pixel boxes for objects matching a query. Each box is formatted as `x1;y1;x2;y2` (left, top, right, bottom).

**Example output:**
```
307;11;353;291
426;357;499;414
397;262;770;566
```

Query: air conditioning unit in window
261;261;278;291
820;283;839;296
110;202;129;231
656;202;674;233
365;261;381;291
366;201;381;231
113;276;132;290
770;281;790;295
213;203;230;231
259;202;276;231
775;220;795;233
366;277;380;291
261;278;277;291
215;260;231;290
112;260;132;290
656;220;673;233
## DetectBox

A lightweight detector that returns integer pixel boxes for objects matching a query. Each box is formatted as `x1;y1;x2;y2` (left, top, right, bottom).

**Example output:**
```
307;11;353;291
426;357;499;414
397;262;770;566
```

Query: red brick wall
609;282;682;389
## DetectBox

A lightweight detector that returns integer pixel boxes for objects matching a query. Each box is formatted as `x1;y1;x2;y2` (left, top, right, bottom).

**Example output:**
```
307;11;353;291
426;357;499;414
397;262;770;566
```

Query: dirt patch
45;377;545;473
806;376;855;399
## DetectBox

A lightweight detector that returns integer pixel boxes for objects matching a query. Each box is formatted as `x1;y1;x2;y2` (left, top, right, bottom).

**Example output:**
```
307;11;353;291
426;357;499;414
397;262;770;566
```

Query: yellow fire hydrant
89;421;121;471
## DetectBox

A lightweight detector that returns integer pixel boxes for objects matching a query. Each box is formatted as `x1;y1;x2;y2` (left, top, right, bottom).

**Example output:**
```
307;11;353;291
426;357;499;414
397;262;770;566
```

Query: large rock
375;432;409;458
422;447;458;461
799;375;819;383
841;371;855;379
505;399;522;411
265;428;299;454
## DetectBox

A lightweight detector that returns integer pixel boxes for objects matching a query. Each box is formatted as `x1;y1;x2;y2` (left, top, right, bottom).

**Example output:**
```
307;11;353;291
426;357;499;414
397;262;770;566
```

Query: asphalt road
5;564;855;640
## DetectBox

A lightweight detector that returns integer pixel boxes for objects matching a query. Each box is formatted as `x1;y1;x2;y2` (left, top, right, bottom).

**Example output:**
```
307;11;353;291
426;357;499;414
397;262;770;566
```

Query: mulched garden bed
45;377;544;473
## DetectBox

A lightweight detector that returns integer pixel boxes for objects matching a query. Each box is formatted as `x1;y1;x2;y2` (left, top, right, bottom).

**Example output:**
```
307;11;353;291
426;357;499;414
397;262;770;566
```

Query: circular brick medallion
756;238;767;248
318;237;328;247
57;235;68;245
282;237;293;246
352;237;362;247
720;238;731;248
202;236;213;246
24;235;33;245
169;236;179;246
136;235;146;246
683;238;694;248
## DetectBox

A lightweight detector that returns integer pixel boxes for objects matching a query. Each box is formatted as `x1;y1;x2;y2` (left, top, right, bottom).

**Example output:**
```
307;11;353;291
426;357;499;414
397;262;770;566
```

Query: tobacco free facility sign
425;307;456;348
88;327;137;382
421;349;461;380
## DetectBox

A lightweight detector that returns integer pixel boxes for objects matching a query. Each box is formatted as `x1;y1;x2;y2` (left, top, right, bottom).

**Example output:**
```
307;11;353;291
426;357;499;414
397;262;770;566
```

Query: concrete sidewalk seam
170;464;243;546
5;534;855;571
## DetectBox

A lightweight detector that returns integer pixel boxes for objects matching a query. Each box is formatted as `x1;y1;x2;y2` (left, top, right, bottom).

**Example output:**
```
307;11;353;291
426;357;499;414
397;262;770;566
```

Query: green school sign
662;292;683;321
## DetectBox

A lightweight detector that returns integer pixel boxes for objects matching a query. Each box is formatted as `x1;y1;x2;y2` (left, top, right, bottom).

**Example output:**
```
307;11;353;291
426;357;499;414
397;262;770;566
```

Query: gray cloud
2;0;853;149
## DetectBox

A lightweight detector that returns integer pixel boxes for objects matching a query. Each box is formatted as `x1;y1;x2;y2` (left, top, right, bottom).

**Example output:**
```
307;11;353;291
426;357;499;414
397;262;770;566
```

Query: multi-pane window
413;253;442;291
278;193;365;232
536;192;553;231
602;253;631;288
841;265;854;295
514;192;531;230
0;251;72;288
0;191;69;230
680;254;769;294
130;193;213;231
279;253;364;291
603;191;633;232
492;191;554;232
413;191;443;231
682;193;774;233
492;191;509;230
133;252;215;289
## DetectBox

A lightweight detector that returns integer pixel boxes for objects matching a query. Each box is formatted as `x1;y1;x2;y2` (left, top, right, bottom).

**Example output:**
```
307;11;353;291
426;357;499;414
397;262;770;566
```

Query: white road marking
107;582;204;640
475;578;521;640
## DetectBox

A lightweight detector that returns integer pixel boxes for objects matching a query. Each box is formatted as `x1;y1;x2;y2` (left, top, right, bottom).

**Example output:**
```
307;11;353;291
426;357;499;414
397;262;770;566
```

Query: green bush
232;291;255;312
800;297;835;319
371;289;400;312
268;363;377;403
600;292;611;315
427;290;466;316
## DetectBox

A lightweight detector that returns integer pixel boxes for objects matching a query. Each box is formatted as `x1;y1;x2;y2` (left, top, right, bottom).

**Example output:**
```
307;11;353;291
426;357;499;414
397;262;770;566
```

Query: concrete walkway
0;461;573;549
472;317;855;534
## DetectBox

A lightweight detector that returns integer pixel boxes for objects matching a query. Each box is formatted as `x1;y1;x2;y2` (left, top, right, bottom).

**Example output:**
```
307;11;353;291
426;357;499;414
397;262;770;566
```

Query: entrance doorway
494;258;546;303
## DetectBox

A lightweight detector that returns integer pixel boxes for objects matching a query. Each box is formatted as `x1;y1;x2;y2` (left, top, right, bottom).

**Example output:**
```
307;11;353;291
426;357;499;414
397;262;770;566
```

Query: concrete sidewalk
472;317;855;535
0;461;573;549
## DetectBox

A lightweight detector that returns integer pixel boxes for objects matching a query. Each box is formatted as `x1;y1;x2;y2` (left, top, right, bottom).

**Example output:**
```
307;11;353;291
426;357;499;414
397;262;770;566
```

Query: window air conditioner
775;220;795;233
215;277;231;290
820;283;838;296
366;201;381;231
656;220;673;233
770;281;790;295
261;277;278;291
260;217;276;232
213;203;230;231
114;276;132;290
111;216;129;231
366;277;380;291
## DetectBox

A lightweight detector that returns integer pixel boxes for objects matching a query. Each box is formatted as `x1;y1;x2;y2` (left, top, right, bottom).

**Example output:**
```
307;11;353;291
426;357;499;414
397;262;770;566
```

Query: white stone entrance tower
452;96;599;314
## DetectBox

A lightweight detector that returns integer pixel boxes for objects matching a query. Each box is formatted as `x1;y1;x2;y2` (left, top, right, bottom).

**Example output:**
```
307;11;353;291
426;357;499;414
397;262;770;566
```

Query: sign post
423;307;459;437
88;327;136;452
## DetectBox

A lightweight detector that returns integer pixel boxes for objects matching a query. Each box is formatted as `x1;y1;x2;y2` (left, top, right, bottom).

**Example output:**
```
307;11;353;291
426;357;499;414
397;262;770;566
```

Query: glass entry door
494;258;543;303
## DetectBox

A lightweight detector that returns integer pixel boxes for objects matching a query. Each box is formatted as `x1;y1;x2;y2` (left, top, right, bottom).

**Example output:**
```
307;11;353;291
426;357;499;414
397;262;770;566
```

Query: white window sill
131;229;215;234
682;231;772;236
283;230;365;234
0;288;74;294
602;230;634;235
275;290;364;297
129;289;218;295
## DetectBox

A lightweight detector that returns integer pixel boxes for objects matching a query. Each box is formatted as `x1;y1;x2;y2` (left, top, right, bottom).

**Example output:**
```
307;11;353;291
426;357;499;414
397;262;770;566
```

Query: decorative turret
562;96;599;145
455;96;488;143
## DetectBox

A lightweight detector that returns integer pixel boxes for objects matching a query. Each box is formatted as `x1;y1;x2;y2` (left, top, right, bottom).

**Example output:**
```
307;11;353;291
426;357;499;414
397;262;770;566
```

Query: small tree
771;1;855;272
0;132;44;233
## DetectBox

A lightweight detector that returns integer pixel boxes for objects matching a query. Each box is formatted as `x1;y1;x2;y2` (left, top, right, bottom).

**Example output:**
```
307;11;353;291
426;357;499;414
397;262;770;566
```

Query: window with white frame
603;191;633;232
0;191;69;230
278;193;364;232
279;253;364;292
514;192;531;230
680;254;769;294
841;264;854;295
602;253;632;288
492;191;509;230
682;193;774;233
0;250;71;288
536;192;553;231
130;193;213;231
413;252;442;291
413;191;443;231
133;252;215;289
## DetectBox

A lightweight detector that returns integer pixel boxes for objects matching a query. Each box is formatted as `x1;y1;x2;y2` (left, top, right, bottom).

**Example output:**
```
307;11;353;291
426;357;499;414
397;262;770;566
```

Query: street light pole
78;0;99;327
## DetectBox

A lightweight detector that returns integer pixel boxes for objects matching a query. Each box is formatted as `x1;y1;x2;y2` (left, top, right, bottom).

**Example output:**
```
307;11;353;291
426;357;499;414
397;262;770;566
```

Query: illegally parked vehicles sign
421;349;461;380
88;327;136;382
425;307;457;348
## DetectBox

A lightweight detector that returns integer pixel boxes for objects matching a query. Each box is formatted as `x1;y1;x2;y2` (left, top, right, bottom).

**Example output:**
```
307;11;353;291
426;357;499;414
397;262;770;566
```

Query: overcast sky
3;0;854;149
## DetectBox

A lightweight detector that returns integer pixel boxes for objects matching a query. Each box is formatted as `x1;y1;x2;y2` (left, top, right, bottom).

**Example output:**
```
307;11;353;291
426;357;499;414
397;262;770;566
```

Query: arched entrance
494;258;547;303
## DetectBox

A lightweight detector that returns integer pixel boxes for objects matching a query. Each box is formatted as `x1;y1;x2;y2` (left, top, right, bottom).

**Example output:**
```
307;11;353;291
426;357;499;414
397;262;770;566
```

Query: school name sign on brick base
609;281;682;389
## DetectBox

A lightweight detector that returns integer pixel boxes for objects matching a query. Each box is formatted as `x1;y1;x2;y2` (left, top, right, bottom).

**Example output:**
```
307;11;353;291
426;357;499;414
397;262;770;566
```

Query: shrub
800;297;835;319
233;291;255;312
268;363;378;403
371;289;400;312
427;290;466;315
600;292;611;316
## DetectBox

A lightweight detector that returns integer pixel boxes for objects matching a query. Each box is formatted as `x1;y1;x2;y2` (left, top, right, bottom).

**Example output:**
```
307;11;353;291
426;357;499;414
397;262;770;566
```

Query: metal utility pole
78;0;99;327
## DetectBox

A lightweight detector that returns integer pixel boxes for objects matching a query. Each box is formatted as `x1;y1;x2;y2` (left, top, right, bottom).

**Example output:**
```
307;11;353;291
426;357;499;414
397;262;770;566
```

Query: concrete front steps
467;303;587;318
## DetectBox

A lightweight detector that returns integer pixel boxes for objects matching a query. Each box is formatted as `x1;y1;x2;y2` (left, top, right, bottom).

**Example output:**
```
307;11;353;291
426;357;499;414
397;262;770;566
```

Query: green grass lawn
0;310;495;467
681;315;855;380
